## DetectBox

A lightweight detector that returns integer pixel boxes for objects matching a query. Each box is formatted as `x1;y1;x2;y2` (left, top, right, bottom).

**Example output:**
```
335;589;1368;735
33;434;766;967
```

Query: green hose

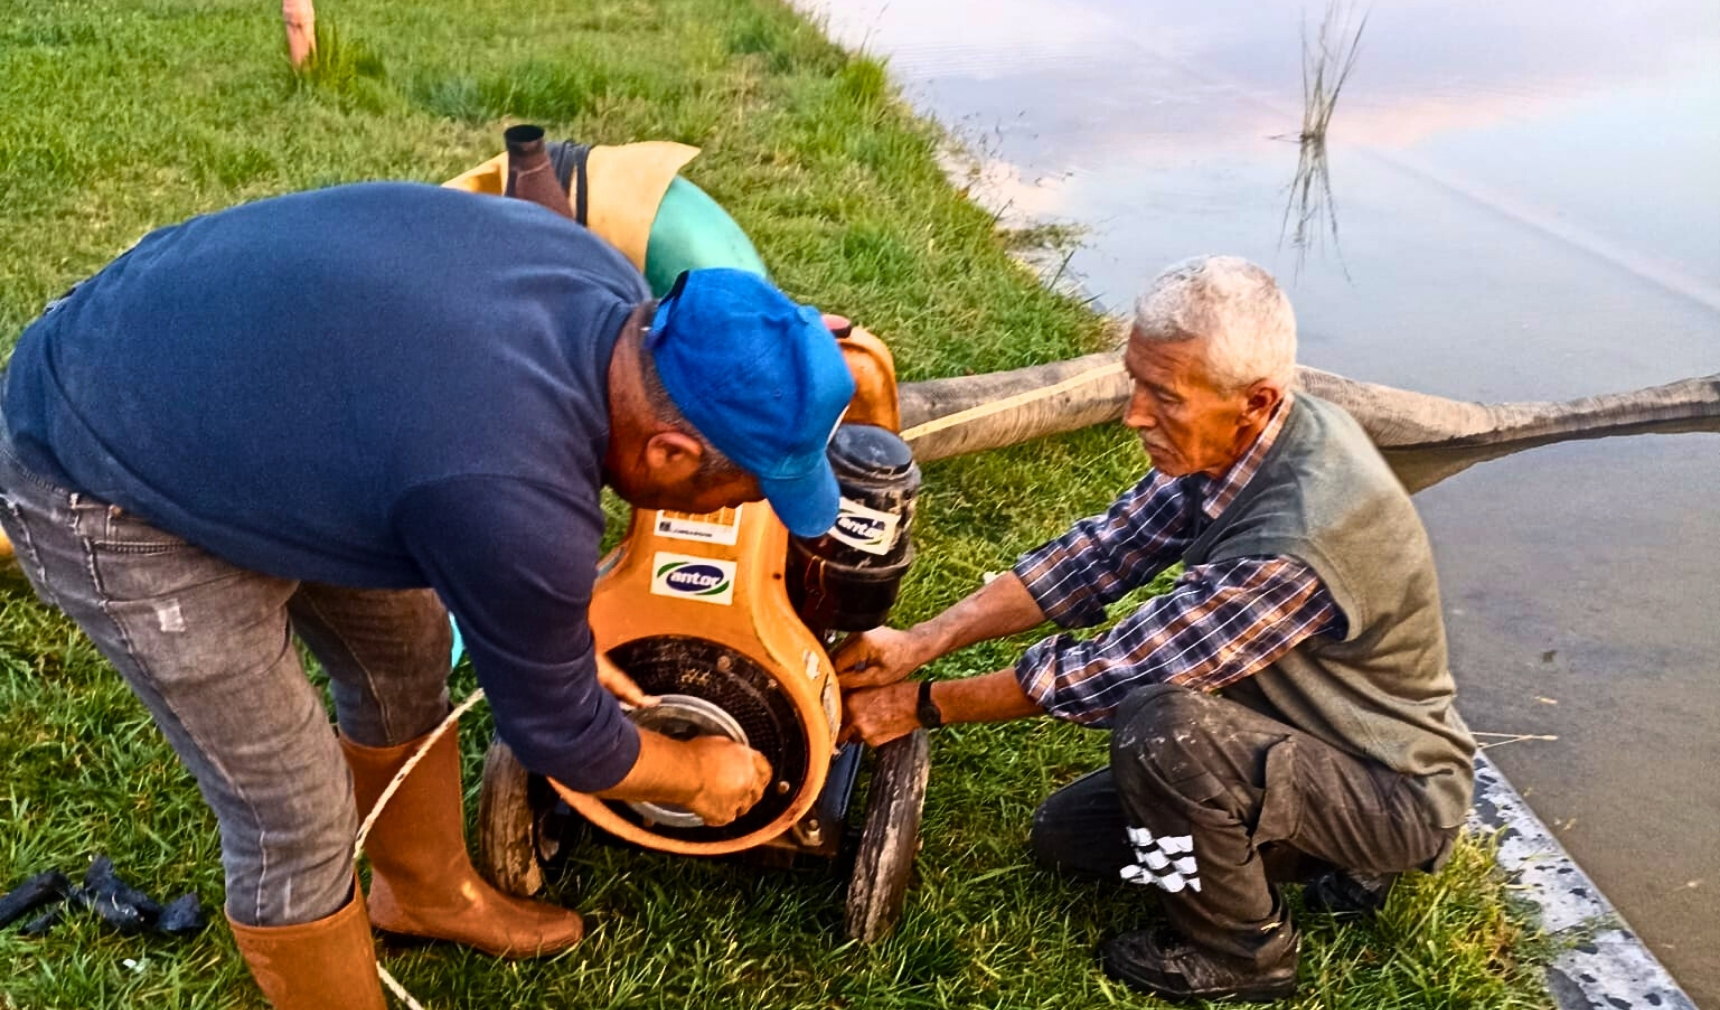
643;177;770;295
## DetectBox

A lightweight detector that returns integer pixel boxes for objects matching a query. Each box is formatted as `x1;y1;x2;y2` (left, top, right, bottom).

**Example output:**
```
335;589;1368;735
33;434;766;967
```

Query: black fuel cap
829;424;915;480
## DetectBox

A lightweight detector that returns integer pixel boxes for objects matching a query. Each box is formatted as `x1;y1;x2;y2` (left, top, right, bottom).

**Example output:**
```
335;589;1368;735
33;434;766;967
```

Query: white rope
1473;730;1559;751
355;686;489;1008
354;687;489;856
897;361;1126;443
378;964;430;1010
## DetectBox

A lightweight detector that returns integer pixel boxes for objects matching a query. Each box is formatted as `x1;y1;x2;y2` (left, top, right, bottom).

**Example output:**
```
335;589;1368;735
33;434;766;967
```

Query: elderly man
837;256;1474;1003
0;182;854;1009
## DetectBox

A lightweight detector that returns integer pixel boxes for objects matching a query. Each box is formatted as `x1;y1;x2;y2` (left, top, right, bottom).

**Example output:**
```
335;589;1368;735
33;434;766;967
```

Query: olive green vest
1188;394;1476;827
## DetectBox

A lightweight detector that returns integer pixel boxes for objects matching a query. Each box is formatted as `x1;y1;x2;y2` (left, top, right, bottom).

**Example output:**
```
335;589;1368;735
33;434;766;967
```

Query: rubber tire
844;729;931;943
476;737;545;898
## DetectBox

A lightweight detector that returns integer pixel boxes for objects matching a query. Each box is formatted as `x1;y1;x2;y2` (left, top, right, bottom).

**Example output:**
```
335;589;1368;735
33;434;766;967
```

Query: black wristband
915;679;943;730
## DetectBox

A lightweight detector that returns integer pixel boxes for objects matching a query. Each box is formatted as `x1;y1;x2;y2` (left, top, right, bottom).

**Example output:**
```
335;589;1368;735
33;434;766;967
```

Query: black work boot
1302;869;1398;917
1100;925;1298;1003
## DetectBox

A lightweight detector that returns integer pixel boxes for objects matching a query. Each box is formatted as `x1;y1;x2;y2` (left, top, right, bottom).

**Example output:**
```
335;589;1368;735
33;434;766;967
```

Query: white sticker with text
653;507;743;546
649;552;737;606
827;497;900;556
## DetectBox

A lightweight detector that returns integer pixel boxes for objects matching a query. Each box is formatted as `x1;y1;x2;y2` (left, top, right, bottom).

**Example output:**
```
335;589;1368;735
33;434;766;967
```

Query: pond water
800;0;1720;999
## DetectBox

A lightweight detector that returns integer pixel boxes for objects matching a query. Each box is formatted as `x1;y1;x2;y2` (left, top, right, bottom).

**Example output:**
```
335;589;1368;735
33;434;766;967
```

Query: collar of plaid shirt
1195;392;1294;522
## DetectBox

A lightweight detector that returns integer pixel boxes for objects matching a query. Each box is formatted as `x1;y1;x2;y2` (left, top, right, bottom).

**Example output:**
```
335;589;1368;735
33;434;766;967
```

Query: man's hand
833;627;934;690
842;670;1048;748
597;729;770;826
597;653;658;709
840;681;922;748
684;736;772;826
834;573;1048;691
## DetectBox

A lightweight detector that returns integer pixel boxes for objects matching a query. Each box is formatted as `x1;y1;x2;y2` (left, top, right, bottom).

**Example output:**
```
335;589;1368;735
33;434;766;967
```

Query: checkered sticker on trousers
1120;826;1201;893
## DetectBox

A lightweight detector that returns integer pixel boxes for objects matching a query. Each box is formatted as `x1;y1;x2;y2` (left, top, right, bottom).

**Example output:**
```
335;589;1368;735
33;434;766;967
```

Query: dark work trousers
1032;683;1457;965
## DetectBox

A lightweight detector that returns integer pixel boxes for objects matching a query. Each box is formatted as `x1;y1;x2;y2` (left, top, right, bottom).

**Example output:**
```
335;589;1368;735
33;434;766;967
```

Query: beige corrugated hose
898;361;1126;444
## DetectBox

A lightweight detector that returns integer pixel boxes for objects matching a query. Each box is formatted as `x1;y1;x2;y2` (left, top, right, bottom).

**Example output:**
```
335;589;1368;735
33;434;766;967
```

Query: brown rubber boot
228;886;389;1010
341;728;584;959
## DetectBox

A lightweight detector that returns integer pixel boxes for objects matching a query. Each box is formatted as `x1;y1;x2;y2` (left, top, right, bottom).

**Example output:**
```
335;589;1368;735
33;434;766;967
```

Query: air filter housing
601;636;811;842
789;424;920;634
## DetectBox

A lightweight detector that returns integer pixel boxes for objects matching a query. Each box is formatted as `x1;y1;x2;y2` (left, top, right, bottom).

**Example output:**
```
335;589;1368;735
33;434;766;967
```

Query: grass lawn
1;0;1553;1006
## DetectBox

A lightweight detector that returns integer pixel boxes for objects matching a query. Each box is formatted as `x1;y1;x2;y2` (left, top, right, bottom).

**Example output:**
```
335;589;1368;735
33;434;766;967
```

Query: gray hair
637;322;743;480
1132;256;1297;391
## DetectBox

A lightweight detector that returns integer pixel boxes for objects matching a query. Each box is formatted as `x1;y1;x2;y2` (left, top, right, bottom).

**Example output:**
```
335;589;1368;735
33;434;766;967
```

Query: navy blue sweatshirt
3;182;647;791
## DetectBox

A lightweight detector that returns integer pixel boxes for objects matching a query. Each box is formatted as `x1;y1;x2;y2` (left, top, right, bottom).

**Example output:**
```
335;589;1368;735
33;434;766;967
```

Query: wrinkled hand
685;736;773;826
597;653;658;709
840;681;921;748
833;627;931;690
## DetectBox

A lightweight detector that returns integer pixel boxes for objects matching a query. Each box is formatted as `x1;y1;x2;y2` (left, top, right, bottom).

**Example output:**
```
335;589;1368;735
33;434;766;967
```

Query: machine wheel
477;737;545;897
844;729;931;943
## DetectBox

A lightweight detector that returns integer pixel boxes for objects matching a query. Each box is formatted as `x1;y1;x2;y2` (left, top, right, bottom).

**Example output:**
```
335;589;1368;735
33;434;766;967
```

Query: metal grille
605;636;811;842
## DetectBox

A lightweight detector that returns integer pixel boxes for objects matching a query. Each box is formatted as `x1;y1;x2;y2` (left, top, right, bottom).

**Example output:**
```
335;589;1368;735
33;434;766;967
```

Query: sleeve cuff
1013;633;1118;728
1013;636;1057;711
499;689;643;793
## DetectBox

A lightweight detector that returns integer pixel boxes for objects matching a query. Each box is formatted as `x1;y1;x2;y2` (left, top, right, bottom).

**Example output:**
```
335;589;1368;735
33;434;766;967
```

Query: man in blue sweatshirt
0;182;856;1009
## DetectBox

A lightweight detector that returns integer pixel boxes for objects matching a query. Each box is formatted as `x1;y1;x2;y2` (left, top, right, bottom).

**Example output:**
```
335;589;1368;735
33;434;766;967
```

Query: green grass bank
1;0;1551;1006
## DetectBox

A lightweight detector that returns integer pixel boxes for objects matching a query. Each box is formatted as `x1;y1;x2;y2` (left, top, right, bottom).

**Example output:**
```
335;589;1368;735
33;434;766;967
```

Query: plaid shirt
1012;397;1343;726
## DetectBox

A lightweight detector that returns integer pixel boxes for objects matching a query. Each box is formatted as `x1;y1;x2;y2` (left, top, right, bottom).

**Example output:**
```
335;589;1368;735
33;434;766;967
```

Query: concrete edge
1470;754;1697;1010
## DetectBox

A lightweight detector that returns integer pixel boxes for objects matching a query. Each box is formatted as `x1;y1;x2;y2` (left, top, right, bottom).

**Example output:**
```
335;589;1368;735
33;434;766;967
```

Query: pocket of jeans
1253;737;1305;847
93;506;196;556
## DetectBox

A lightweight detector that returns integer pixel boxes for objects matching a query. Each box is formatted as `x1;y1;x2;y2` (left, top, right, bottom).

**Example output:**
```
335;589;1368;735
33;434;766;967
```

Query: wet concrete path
800;0;1720;1001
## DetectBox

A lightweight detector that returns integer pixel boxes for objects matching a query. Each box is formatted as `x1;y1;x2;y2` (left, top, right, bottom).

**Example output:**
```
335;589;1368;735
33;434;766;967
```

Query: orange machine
560;320;901;854
476;319;928;941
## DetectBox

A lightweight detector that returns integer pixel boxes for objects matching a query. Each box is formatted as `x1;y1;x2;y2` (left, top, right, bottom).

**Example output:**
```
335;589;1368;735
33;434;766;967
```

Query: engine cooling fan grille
604;635;811;842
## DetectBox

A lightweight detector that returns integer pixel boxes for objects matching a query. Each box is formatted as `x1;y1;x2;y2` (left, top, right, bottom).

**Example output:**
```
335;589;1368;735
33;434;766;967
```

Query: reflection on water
1278;2;1367;277
803;0;1720;383
1279;128;1342;277
799;0;1720;1000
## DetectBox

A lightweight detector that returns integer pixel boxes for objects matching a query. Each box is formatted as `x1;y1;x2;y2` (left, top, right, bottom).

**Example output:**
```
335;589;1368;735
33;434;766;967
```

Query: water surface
802;0;1720;999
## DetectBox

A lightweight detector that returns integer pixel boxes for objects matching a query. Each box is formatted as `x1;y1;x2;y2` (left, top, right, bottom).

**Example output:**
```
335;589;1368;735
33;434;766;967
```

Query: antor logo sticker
650;552;737;606
1119;826;1200;893
827;497;900;556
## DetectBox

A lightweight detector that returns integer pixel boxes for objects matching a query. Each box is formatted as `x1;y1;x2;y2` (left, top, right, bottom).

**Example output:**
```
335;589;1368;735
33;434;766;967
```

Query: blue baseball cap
647;269;855;537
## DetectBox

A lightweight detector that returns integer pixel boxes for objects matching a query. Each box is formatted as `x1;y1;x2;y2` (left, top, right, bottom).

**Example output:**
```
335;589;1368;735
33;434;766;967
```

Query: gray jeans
0;420;452;927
